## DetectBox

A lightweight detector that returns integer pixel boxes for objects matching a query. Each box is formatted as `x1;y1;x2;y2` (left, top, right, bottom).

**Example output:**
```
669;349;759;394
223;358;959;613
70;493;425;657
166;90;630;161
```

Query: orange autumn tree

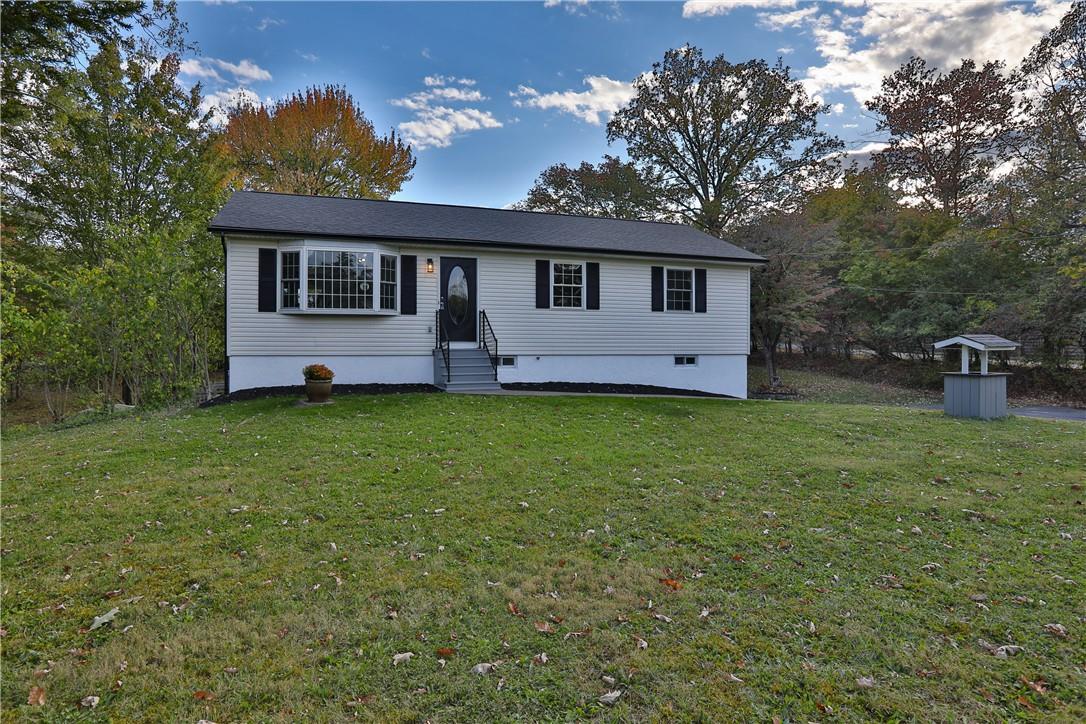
219;85;415;198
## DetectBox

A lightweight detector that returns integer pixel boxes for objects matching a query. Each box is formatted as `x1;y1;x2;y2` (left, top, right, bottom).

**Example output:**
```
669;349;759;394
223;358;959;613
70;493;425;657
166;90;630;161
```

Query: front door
439;257;477;342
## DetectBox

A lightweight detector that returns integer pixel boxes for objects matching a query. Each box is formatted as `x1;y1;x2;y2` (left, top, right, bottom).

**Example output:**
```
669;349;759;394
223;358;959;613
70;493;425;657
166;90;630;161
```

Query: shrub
303;364;334;382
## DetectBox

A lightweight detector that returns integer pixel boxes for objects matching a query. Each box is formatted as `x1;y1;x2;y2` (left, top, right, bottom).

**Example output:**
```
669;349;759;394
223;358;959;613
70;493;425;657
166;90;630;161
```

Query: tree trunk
762;340;781;388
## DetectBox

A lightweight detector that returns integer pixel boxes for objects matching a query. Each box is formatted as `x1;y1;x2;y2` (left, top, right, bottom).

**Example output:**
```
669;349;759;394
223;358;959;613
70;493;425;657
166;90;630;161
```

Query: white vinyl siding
226;238;751;357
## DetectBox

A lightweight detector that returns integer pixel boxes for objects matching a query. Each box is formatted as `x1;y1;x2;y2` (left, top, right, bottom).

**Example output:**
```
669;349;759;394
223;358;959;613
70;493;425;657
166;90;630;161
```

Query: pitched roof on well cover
209;191;765;264
933;334;1020;351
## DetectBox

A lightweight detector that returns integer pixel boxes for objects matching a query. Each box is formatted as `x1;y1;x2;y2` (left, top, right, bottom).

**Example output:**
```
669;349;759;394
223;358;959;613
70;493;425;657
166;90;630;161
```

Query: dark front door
440;257;477;342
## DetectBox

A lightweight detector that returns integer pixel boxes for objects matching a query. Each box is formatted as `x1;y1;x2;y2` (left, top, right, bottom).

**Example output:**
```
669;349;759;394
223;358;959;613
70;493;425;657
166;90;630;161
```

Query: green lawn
3;394;1084;721
750;364;941;406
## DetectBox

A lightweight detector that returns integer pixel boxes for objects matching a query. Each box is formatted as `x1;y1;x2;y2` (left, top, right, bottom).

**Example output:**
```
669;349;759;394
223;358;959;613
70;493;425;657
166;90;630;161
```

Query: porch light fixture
426;258;434;273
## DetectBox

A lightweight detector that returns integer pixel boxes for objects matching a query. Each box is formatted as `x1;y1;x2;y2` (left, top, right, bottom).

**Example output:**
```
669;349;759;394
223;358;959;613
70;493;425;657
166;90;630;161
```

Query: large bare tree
866;57;1014;218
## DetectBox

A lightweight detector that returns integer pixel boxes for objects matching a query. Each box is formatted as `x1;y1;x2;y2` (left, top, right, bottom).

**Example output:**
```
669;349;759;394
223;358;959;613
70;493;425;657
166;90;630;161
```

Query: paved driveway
1010;406;1085;422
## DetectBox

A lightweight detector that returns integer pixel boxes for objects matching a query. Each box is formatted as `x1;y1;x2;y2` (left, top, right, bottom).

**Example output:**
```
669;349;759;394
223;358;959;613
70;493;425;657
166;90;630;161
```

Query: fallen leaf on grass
345;695;376;708
534;621;555;634
653;613;673;623
471;662;497;675
435;647;456;658
633;636;648;650
1017;695;1037;711
856;676;875;688
392;652;414;666
599;690;623;705
1020;676;1048;693
507;601;523;617
194;690;215;701
532;652;548;665
80;695;100;708
659;578;682;591
564;627;590;640
1043;623;1067;638
89;607;120;631
27;686;45;706
724;673;743;683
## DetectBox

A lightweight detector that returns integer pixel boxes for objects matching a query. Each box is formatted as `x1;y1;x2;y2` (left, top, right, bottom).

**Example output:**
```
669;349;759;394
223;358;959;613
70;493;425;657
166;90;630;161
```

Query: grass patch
3;394;1084;720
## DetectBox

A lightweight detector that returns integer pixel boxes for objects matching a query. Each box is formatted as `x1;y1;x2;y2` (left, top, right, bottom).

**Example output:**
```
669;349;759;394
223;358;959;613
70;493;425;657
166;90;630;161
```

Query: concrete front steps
434;347;501;393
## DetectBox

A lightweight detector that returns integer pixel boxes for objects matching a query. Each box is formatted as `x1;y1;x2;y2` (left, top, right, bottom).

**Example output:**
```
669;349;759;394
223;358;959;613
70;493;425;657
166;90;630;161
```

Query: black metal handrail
479;309;498;381
435;309;451;383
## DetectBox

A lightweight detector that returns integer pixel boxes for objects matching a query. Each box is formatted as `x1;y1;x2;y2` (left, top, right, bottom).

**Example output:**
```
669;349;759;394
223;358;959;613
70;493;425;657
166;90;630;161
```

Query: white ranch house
210;191;764;397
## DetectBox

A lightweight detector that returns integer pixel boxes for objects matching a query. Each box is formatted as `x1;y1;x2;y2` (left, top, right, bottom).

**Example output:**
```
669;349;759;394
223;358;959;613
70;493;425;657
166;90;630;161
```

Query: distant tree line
518;6;1085;386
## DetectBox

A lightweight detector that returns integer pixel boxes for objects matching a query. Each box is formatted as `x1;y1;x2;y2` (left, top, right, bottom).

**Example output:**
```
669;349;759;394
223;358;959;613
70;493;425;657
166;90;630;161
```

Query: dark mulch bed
200;383;440;407
500;382;734;398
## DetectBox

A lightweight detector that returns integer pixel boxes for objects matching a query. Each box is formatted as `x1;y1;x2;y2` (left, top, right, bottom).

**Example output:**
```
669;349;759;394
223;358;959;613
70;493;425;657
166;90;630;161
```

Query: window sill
280;308;399;316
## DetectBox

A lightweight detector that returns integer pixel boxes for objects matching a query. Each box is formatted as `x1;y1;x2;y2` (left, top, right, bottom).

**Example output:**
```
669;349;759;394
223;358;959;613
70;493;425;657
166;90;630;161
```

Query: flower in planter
303;364;334;382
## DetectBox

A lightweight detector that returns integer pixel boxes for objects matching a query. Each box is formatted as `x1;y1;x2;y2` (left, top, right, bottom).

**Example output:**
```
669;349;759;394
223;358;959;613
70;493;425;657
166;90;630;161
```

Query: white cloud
511;75;634;125
784;1;1070;105
256;17;285;31
399;107;502;149
181;57;272;84
297;51;319;63
391;86;486;111
543;0;621;18
758;5;816;30
776;46;794;55
211;58;272;83
843;140;888;168
831;102;845;114
682;0;795;18
393;77;500;149
423;75;477;87
199;86;260;126
180;59;223;82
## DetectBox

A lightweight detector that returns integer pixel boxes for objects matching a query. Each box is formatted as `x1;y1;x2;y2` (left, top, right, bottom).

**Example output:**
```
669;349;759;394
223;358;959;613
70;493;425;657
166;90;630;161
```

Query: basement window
674;355;697;366
498;356;517;367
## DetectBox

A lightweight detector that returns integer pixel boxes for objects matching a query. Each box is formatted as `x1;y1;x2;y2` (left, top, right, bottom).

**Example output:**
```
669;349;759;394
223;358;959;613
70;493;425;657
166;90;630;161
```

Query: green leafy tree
219;85;416;199
3;2;229;410
734;212;837;386
516;155;664;220
607;47;842;236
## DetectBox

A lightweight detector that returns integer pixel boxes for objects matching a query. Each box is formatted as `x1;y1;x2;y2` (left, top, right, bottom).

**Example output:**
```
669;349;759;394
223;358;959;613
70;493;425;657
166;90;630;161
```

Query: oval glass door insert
446;265;468;325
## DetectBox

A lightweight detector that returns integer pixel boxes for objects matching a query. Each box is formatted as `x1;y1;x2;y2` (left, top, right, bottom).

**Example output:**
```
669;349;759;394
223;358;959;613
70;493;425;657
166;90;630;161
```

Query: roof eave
208;224;768;265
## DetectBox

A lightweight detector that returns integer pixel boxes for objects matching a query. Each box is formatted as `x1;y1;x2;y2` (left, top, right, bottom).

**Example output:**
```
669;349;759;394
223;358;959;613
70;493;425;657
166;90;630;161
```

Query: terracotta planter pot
305;379;332;403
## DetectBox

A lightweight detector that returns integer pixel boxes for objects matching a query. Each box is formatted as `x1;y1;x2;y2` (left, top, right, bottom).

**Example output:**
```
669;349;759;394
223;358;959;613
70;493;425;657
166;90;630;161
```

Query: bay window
278;243;398;314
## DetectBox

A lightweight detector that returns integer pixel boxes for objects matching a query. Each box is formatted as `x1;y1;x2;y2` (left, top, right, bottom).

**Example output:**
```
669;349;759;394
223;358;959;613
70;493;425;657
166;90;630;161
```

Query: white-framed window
674;355;697;366
281;251;301;309
665;268;694;312
552;261;584;308
379;255;398;311
307;249;373;310
278;243;398;314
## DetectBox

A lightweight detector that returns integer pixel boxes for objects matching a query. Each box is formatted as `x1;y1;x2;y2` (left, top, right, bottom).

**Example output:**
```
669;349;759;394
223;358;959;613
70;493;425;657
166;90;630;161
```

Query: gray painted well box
933;334;1019;420
942;373;1009;419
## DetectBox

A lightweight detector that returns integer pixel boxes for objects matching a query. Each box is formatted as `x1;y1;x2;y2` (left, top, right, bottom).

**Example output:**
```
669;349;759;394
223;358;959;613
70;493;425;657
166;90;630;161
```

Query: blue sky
178;0;1069;208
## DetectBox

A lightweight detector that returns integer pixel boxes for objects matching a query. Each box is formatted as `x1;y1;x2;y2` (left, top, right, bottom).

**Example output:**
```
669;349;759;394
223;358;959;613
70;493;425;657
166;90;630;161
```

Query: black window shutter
258;248;277;312
586;262;600;310
651;266;664;311
695;268;707;313
400;255;417;314
535;259;550;308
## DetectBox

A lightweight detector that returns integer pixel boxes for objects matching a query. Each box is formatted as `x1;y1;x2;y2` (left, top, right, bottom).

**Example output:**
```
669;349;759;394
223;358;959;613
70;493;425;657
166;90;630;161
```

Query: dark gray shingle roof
209;191;765;263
